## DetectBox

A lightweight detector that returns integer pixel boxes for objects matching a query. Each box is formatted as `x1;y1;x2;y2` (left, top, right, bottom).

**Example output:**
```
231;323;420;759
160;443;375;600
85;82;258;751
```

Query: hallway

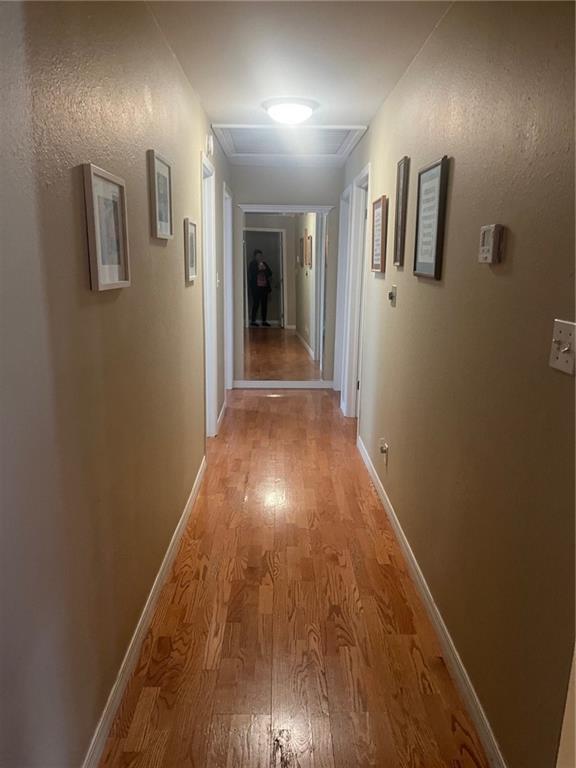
244;328;321;381
101;390;488;767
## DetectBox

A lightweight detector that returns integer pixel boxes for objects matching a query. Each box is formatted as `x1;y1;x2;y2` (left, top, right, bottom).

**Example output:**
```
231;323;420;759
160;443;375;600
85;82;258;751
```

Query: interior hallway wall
245;213;297;327
295;213;317;354
343;4;574;768
0;3;231;766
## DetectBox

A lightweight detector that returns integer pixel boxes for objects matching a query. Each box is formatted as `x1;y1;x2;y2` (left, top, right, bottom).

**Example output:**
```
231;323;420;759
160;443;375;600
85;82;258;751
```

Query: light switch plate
549;319;575;374
478;224;504;263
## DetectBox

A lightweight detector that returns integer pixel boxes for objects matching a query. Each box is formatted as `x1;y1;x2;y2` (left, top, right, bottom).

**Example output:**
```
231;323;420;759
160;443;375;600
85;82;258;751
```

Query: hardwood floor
244;328;321;381
100;390;489;768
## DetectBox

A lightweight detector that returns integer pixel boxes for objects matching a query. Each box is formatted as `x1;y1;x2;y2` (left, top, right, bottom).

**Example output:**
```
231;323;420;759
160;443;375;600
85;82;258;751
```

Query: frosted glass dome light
263;99;317;125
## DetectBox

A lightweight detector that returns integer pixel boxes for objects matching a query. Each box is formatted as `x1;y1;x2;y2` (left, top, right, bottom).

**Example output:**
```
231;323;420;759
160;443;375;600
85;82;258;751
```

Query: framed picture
393;156;410;266
306;234;313;269
184;218;197;282
298;237;304;266
148;150;173;239
414;155;449;280
371;195;388;273
83;163;130;291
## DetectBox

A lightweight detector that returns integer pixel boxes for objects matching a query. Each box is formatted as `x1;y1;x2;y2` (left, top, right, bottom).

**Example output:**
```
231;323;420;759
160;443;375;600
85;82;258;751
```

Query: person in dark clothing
248;249;272;326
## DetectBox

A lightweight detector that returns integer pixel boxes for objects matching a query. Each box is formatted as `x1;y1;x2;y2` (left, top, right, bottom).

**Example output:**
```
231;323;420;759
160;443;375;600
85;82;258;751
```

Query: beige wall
0;3;231;765
245;213;297;327
344;4;574;768
231;165;343;207
295;213;317;350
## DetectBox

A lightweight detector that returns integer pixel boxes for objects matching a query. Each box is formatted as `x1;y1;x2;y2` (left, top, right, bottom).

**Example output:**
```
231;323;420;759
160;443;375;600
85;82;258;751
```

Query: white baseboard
82;457;207;768
285;324;296;330
296;331;315;361
216;399;226;432
356;436;507;768
233;379;334;390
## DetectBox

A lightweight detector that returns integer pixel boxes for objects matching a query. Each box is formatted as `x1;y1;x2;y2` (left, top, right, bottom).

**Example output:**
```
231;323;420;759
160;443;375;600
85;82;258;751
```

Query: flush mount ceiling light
263;98;318;125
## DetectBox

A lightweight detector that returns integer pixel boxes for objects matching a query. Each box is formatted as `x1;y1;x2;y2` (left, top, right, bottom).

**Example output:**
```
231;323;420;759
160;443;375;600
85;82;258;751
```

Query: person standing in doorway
248;249;272;326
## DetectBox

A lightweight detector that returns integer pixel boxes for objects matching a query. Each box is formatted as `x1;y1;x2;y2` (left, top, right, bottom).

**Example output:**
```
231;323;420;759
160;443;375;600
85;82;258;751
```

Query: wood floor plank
100;391;489;768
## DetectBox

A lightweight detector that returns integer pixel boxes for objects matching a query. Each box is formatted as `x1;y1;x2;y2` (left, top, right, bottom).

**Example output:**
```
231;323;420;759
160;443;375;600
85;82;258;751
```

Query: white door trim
333;186;351;393
202;154;218;437
243;227;287;328
340;163;370;419
223;183;234;392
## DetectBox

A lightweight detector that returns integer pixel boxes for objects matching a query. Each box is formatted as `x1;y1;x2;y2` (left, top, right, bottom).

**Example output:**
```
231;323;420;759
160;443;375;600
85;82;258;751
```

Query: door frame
243;227;287;328
340;163;370;419
223;183;234;392
202;154;218;437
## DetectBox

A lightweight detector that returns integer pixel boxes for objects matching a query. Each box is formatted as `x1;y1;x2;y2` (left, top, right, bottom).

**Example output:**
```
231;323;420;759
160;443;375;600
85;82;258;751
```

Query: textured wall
344;3;574;767
0;3;230;765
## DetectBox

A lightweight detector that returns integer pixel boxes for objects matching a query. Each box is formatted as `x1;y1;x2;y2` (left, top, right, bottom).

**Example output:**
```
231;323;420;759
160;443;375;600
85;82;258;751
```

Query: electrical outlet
378;439;389;466
549;319;576;374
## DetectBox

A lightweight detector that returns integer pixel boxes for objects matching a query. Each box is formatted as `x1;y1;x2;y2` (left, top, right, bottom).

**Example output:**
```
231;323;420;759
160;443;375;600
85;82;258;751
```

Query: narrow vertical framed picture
393;156;410;266
298;237;304;266
83;163;130;291
371;195;388;273
148;150;173;239
414;155;449;280
184;218;197;282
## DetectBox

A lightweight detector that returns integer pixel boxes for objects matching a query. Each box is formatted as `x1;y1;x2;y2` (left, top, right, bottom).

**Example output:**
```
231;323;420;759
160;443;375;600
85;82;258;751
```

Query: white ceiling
150;2;449;164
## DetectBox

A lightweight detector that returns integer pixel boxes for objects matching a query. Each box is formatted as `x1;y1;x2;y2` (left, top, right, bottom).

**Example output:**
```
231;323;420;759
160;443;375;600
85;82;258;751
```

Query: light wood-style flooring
101;390;488;768
244;328;321;381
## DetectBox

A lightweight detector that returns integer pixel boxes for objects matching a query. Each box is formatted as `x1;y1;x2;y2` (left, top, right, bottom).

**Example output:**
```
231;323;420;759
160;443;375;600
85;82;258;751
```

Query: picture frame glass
414;159;447;278
393;157;409;266
185;219;197;282
154;156;172;238
94;175;126;284
373;202;382;270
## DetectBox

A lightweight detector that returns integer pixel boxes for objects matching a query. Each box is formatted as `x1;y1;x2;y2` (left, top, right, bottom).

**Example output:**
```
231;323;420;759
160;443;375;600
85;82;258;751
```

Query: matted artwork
414;156;449;280
298;236;304;266
371;195;388;273
393;156;410;267
148;150;173;239
184;218;197;282
83;163;130;291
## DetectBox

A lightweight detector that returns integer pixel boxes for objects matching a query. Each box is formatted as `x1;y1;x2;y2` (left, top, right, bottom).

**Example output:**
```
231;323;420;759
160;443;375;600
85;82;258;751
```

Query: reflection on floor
244;327;321;381
100;390;489;768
